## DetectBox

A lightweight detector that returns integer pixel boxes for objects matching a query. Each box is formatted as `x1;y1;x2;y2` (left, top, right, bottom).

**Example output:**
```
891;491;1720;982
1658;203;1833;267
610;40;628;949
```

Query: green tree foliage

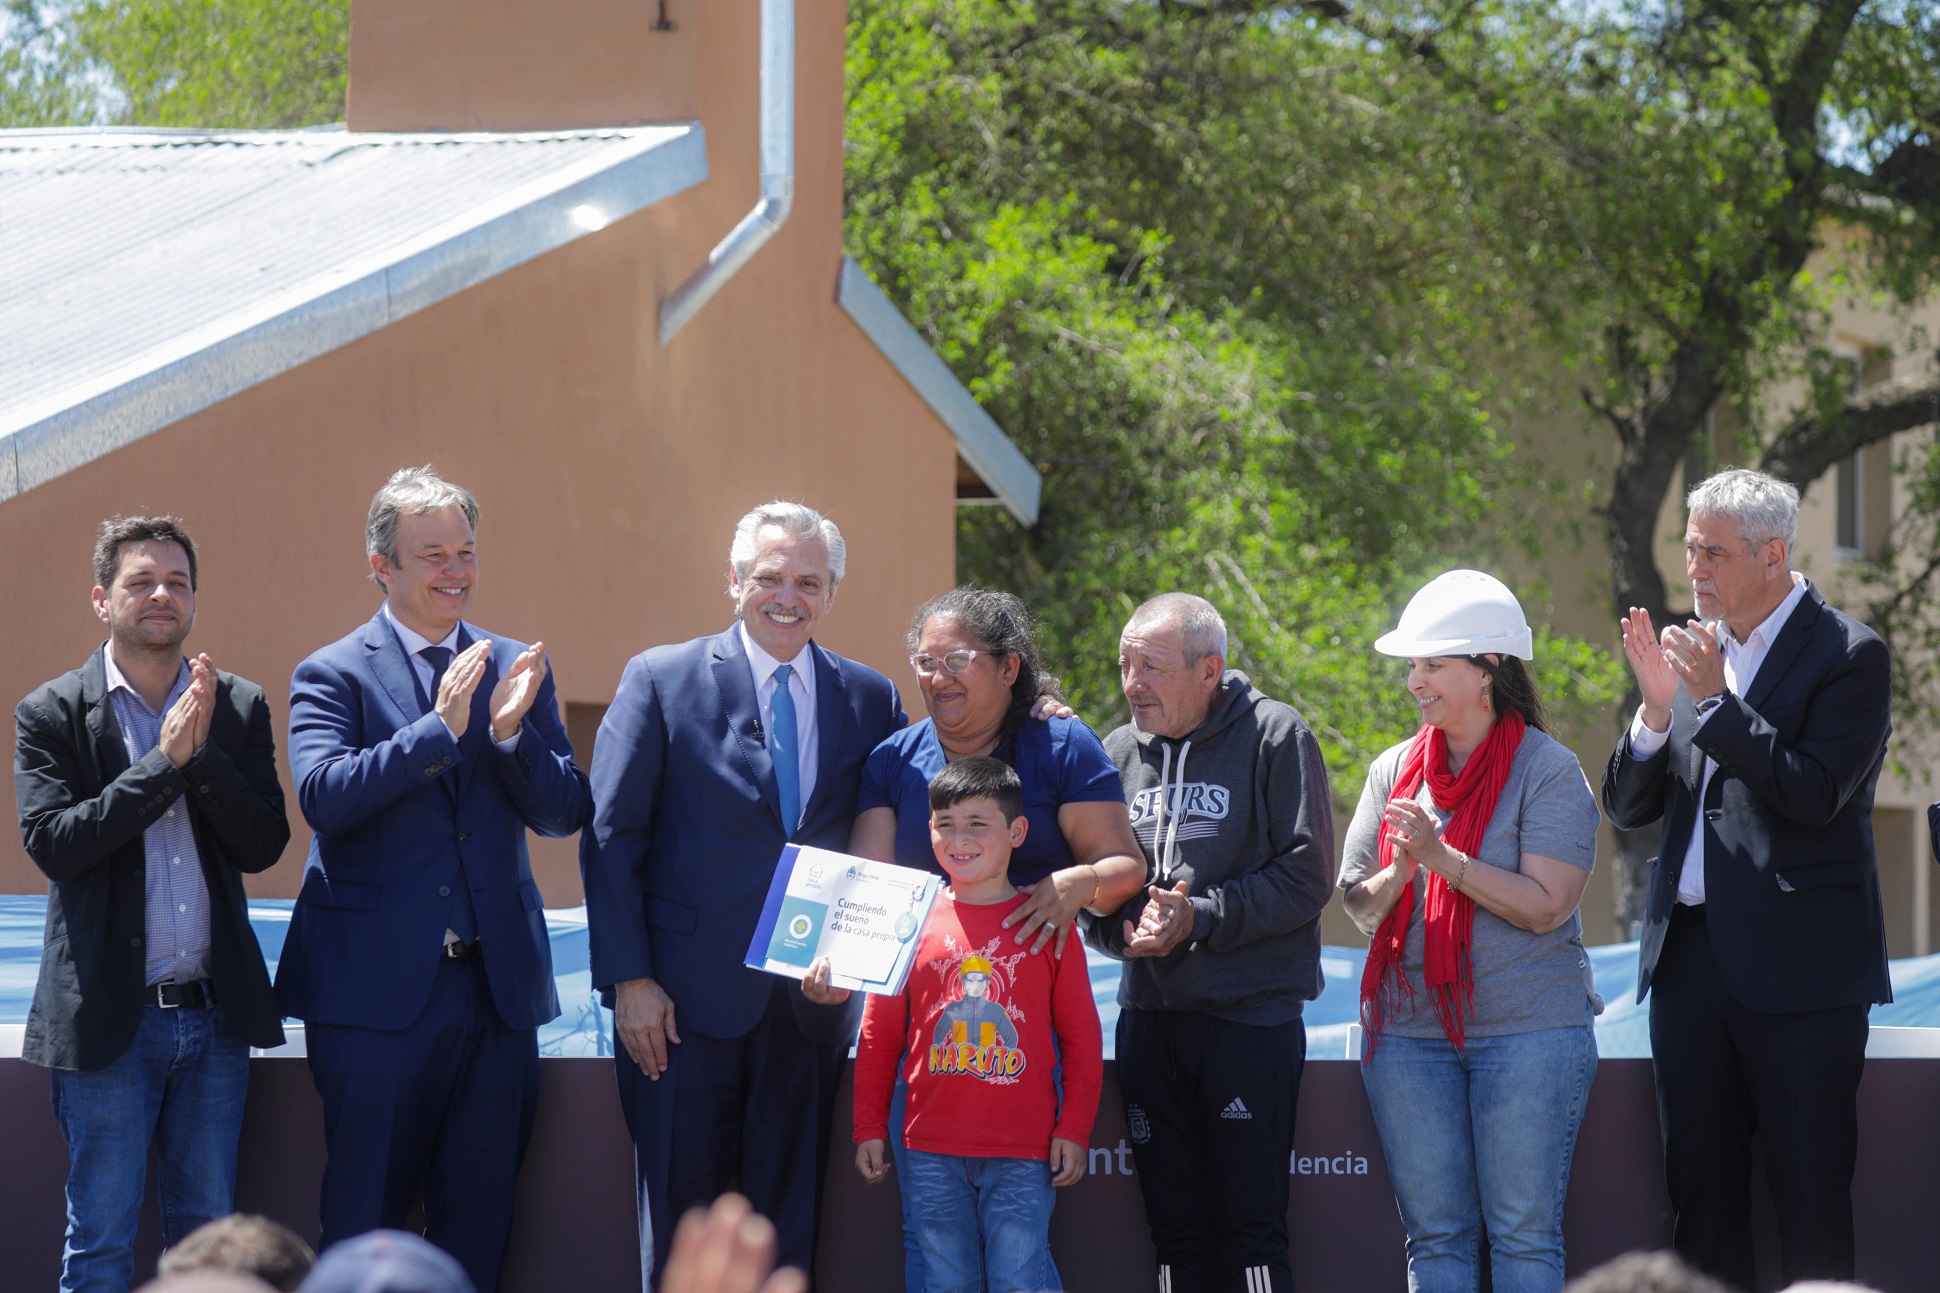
1;2;97;125
1;0;1630;791
1278;0;1940;921
71;0;346;128
0;0;345;128
1286;2;1940;626
845;0;1626;788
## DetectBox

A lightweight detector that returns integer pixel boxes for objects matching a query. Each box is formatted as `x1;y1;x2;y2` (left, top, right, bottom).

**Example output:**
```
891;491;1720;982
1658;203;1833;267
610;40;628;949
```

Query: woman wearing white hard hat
1338;569;1602;1293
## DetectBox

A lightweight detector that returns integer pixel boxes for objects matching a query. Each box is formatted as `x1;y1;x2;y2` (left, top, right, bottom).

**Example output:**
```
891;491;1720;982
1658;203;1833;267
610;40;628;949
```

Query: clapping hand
435;640;494;740
1619;607;1678;732
1660;621;1726;706
1383;798;1449;875
1120;881;1192;958
490;641;549;743
159;654;218;768
187;654;217;749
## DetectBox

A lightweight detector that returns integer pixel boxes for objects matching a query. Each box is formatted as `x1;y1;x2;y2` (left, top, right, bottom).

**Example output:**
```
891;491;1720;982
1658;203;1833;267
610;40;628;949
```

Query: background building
0;0;1038;905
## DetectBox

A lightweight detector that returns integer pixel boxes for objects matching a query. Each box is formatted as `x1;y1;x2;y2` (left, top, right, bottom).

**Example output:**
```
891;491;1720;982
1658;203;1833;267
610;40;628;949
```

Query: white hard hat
1374;570;1534;660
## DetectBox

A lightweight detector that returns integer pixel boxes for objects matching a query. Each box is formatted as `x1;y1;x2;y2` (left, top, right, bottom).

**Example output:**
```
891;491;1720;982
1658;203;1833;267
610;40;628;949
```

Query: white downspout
658;0;793;343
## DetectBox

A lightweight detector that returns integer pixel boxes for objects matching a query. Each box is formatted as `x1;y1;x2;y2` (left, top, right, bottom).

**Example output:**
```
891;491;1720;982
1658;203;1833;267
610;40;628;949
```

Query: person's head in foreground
158;1214;315;1292
297;1231;475;1293
1561;1250;1734;1292
136;1273;275;1293
928;756;1028;900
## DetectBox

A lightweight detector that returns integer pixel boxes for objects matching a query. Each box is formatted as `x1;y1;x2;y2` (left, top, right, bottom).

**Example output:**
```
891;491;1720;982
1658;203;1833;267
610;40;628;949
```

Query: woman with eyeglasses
844;587;1144;1292
850;587;1145;941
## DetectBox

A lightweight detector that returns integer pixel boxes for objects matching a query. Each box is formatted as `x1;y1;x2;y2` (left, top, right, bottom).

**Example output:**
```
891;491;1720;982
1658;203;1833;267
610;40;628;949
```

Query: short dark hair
156;1214;315;1292
928;756;1024;823
93;515;198;591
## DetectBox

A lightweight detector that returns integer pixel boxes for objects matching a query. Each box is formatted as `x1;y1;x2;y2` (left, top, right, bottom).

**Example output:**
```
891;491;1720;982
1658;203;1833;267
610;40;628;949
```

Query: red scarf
1359;711;1526;1058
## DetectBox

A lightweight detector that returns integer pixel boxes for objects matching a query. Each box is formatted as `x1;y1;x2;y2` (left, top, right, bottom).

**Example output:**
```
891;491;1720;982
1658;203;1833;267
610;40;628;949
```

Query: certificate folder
745;844;943;996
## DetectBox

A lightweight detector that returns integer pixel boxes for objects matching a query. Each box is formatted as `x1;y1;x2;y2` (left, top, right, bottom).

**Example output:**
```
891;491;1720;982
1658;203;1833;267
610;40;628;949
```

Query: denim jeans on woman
1360;1023;1597;1293
50;1002;251;1293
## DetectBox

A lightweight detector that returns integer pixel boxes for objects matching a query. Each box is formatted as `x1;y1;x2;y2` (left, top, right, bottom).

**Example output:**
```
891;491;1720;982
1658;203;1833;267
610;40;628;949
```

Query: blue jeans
900;1146;1060;1293
50;1003;251;1293
889;1074;926;1291
1361;1024;1597;1293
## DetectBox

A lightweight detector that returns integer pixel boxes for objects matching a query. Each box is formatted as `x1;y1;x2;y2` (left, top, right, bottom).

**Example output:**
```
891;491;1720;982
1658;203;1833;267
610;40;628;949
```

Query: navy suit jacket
1603;581;1893;1014
580;625;906;1045
275;609;591;1032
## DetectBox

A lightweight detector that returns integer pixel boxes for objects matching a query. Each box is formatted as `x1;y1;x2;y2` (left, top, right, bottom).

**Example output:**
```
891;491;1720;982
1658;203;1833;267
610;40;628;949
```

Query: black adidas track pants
1115;1008;1306;1293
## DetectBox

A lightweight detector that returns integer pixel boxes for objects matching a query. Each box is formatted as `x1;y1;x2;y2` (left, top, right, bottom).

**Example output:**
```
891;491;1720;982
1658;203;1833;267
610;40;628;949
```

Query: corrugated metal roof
0;124;707;498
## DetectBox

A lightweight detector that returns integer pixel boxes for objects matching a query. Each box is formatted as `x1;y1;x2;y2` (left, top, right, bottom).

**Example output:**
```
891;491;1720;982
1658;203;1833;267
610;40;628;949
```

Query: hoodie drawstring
1154;739;1192;885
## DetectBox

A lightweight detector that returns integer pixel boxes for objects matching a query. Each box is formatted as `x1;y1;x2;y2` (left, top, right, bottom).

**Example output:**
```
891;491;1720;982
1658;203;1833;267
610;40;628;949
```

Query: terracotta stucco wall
2;0;963;903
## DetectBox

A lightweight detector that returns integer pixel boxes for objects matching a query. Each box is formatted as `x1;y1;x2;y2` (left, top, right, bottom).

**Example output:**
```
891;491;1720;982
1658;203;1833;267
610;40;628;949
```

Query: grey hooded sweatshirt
1090;671;1336;1026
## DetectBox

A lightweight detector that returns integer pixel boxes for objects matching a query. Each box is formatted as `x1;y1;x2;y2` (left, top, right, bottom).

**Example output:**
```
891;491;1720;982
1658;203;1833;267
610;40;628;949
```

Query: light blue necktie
770;664;801;838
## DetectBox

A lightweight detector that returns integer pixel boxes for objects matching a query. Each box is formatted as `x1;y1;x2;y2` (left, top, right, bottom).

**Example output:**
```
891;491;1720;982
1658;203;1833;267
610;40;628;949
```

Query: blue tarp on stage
4;895;1937;1059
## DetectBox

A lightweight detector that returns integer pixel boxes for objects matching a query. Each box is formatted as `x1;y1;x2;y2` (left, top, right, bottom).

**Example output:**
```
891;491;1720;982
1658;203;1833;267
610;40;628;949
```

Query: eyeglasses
909;650;987;676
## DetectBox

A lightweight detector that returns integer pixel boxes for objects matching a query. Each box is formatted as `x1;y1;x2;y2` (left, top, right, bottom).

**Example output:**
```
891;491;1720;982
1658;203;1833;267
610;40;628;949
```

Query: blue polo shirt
856;715;1127;887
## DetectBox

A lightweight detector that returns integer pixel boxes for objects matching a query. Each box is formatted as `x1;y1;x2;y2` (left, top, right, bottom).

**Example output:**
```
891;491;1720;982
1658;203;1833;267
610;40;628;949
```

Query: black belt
442;939;482;961
1672;902;1707;923
149;979;215;1009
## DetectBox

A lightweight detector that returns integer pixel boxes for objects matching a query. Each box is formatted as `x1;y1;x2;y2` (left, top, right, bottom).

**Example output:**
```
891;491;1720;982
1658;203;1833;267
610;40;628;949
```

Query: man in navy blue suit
276;466;592;1292
581;501;907;1289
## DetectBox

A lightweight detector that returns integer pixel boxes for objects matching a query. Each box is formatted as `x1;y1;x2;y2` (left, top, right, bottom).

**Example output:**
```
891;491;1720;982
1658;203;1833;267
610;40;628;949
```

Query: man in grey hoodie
1091;593;1336;1293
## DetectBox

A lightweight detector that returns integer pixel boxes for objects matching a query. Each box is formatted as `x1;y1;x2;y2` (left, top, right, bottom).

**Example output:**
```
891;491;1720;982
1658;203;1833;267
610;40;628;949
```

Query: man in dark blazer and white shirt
275;467;591;1292
1604;468;1892;1290
15;515;289;1293
581;501;907;1289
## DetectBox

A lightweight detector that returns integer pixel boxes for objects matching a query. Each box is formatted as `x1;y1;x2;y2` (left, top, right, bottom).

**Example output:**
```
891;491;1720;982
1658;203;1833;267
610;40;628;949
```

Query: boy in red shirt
851;757;1103;1293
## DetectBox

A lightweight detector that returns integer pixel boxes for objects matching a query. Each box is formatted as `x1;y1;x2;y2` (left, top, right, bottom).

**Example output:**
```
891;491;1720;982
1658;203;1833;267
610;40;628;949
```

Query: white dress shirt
1628;571;1809;904
383;603;518;752
739;622;819;811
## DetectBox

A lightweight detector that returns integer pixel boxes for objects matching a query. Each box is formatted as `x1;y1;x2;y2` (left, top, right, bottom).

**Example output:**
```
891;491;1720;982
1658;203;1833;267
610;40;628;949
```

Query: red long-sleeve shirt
854;891;1102;1159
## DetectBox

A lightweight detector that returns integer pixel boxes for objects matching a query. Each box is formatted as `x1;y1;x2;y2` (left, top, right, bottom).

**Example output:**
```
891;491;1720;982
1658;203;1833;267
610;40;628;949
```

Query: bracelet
1450;851;1470;892
1086;864;1101;908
